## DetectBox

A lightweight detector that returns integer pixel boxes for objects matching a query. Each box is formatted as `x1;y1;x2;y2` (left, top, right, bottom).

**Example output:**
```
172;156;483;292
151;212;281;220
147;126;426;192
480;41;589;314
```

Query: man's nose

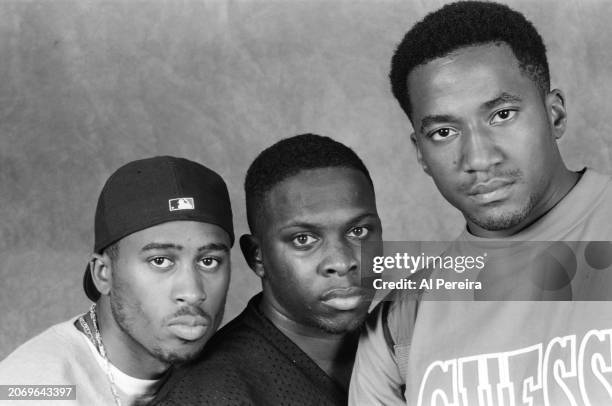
317;239;359;277
460;126;503;172
172;264;207;305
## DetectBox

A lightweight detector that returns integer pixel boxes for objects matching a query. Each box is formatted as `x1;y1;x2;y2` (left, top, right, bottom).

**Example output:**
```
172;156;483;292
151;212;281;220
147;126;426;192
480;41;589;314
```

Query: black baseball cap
83;156;234;301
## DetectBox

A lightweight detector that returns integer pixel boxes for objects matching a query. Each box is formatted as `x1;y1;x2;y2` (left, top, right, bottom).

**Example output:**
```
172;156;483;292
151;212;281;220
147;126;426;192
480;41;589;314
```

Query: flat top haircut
245;133;373;235
390;0;550;119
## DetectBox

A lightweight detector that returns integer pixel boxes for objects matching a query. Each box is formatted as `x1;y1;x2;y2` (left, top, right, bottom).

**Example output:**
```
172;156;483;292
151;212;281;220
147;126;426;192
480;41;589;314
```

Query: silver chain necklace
79;304;123;406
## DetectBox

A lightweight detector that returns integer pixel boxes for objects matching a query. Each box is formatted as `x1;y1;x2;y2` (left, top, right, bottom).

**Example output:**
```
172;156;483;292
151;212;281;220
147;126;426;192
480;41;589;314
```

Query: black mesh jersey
152;294;348;406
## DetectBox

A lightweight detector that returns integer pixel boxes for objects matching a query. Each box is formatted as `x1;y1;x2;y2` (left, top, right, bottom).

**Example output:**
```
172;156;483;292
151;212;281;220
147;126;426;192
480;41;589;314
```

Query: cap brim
83;263;101;302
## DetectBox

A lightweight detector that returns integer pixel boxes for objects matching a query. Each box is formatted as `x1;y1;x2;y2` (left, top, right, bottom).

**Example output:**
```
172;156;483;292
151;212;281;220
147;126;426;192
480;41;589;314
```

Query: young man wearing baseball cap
0;156;234;405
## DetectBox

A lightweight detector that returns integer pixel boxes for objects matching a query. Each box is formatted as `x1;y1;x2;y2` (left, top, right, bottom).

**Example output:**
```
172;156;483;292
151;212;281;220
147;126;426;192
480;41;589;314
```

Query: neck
259;296;358;390
79;301;169;380
467;168;581;238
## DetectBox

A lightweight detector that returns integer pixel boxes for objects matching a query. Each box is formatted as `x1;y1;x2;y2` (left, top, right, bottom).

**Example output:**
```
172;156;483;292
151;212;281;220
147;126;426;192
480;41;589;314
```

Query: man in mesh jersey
154;134;382;405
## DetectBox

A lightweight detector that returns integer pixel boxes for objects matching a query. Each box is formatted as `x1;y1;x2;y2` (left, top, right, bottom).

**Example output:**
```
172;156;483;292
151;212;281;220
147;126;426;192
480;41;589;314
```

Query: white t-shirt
0;316;163;405
81;330;161;404
350;169;612;405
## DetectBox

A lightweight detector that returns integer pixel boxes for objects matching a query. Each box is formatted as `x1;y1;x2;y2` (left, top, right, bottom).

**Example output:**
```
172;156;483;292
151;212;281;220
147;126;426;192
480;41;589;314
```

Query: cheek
263;243;293;278
111;270;140;306
506;126;552;174
204;273;230;308
267;253;319;300
427;158;462;194
112;270;167;325
422;146;459;175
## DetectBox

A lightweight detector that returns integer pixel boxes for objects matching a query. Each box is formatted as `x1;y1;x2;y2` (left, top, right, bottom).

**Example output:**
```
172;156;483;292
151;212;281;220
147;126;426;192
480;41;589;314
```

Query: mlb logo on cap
169;197;195;211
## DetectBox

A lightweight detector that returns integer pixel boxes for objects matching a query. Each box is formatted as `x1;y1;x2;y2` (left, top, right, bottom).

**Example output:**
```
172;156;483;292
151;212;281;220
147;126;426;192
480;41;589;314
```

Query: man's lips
467;178;515;204
320;287;370;311
167;315;211;341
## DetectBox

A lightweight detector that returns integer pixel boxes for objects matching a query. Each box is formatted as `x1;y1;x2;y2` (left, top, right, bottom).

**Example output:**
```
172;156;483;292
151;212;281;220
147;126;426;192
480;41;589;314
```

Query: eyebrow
482;92;522;110
419;114;457;134
141;242;230;253
349;212;380;225
197;243;230;253
418;92;523;134
141;243;182;252
279;212;380;231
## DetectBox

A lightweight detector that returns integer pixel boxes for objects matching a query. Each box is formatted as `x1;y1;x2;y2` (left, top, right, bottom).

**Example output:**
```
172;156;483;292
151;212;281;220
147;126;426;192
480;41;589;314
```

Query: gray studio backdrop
1;0;611;359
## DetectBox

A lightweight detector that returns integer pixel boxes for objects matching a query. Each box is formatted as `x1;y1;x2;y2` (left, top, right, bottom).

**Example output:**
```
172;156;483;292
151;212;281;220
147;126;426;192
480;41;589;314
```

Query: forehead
118;220;230;250
408;43;538;118
261;167;376;228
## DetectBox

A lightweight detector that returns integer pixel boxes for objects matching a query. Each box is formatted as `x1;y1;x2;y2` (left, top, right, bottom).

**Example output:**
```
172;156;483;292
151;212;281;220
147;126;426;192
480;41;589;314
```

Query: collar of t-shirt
78;329;161;400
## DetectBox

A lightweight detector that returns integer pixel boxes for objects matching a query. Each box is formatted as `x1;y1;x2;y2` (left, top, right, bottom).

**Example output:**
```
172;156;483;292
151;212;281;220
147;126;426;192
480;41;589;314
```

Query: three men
4;3;611;405
350;1;612;405
0;156;234;405
154;134;382;405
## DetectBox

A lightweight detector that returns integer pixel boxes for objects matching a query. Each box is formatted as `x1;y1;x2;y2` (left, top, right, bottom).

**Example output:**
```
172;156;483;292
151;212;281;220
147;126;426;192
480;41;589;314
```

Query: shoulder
0;317;89;384
592;170;612;204
154;314;269;404
574;169;612;236
155;302;341;405
364;288;420;351
198;307;270;363
155;361;257;405
578;169;612;204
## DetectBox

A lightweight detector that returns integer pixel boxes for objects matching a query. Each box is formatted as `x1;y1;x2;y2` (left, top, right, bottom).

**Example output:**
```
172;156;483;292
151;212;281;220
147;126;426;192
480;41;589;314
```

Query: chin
315;311;368;335
469;191;541;231
463;196;518;226
156;341;207;365
158;349;201;365
475;215;523;232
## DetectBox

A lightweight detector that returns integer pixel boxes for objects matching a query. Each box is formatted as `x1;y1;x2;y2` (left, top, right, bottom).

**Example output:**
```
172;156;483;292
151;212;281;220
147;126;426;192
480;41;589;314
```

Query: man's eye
490;109;517;124
347;226;369;239
199;257;219;270
149;257;173;268
429;127;459;141
292;234;318;247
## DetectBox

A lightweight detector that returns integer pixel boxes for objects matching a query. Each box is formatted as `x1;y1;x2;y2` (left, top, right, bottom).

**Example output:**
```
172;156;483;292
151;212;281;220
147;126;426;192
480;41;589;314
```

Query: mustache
169;306;210;320
459;169;523;192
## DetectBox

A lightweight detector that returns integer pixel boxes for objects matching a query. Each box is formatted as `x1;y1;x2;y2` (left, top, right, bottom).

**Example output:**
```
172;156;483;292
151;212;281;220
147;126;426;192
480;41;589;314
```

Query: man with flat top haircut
350;2;612;405
154;134;382;405
0;156;234;405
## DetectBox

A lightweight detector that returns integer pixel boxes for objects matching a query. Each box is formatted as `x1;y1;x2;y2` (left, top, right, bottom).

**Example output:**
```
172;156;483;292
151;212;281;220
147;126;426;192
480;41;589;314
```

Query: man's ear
239;234;265;278
411;132;431;176
90;253;112;296
546;89;567;140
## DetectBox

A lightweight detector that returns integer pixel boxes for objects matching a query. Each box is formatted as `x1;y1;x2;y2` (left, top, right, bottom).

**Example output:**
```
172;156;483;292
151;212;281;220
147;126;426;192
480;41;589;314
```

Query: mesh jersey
154;294;348;406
